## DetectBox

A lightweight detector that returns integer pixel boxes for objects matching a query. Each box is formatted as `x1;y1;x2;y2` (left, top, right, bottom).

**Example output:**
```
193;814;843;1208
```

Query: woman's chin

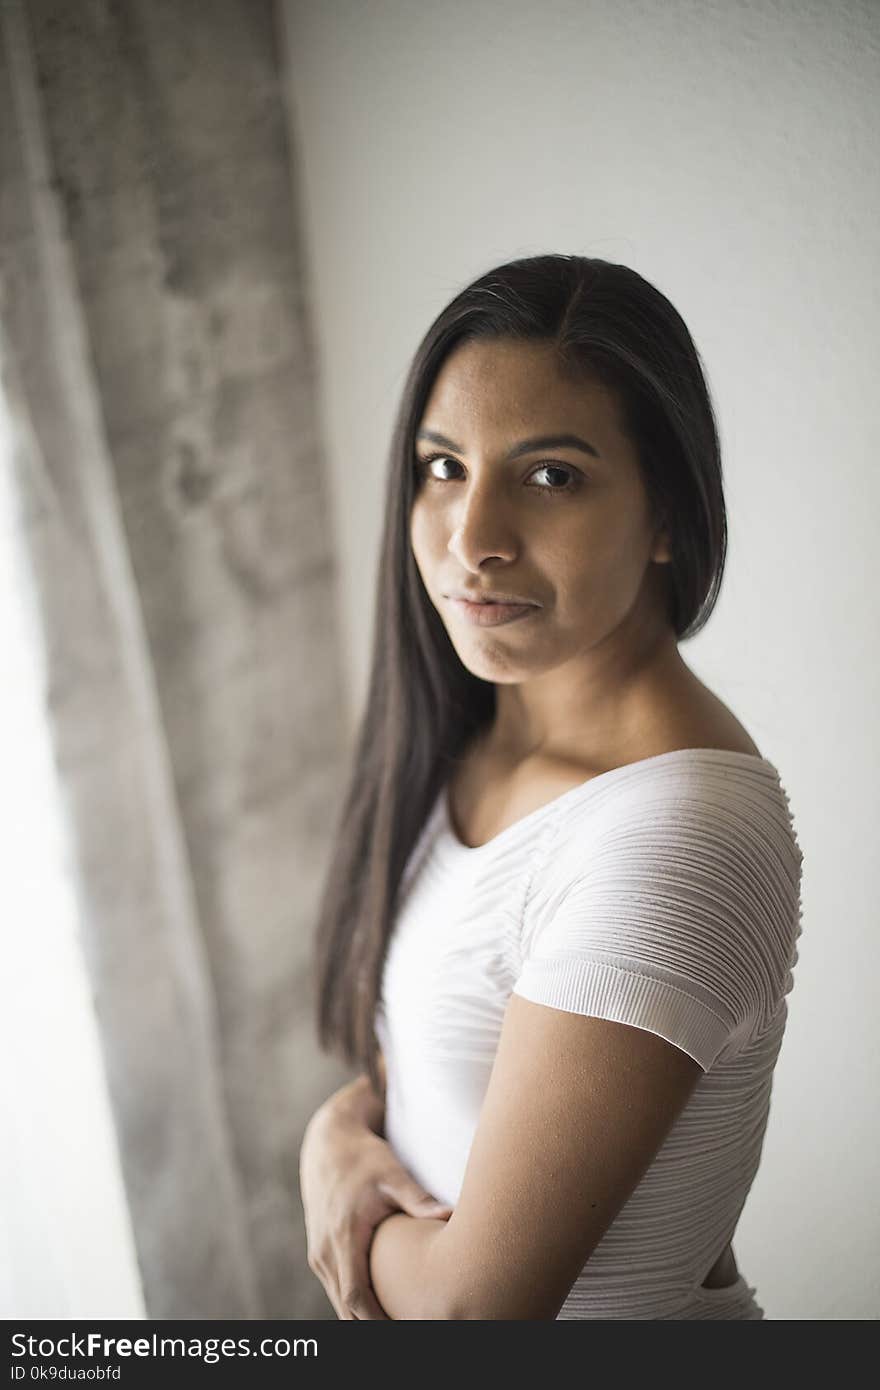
452;639;546;684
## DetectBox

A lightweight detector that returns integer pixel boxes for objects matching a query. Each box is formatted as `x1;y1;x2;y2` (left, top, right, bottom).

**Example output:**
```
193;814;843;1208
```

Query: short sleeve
511;769;803;1072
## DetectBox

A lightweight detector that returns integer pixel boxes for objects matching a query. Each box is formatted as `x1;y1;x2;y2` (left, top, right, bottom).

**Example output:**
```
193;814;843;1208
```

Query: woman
298;254;803;1320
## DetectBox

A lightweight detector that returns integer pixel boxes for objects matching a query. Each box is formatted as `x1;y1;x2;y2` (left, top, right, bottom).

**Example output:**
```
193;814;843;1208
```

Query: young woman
298;254;803;1320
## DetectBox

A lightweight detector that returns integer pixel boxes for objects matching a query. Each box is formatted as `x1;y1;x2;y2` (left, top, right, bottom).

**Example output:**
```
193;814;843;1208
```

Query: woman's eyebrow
416;429;602;460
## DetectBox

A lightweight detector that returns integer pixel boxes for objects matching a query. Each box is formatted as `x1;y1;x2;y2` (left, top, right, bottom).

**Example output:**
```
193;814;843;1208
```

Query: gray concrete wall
1;0;350;1318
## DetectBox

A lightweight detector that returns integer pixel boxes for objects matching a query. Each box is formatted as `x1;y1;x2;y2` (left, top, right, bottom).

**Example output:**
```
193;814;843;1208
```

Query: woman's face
410;337;672;685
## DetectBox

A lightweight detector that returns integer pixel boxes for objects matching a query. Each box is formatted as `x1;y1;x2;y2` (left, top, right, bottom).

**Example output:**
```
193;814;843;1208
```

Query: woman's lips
447;598;540;627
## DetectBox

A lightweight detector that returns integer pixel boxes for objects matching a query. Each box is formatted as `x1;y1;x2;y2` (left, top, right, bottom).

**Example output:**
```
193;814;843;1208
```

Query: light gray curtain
0;0;349;1318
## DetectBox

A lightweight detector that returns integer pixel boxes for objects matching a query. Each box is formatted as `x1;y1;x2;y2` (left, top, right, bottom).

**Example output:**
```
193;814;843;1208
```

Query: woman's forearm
368;1212;450;1319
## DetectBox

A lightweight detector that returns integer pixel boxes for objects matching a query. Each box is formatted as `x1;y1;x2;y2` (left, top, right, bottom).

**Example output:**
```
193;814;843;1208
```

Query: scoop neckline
439;746;778;853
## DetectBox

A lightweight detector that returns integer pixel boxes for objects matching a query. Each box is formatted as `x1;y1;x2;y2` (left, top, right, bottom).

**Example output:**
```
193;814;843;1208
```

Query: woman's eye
528;464;578;492
417;454;462;481
415;455;580;494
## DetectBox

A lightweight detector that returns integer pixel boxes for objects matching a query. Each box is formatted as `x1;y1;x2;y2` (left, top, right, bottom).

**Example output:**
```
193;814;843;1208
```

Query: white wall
280;0;880;1319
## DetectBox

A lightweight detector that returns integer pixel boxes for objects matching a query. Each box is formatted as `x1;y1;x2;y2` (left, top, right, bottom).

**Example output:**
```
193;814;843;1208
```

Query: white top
375;748;804;1319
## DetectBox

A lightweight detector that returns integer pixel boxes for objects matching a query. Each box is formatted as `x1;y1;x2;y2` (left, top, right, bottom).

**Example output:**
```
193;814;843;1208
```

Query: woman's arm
300;1054;452;1319
368;1210;451;1319
322;1065;386;1137
372;994;703;1320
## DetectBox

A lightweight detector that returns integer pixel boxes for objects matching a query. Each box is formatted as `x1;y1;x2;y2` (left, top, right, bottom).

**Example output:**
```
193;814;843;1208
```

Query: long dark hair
312;253;727;1096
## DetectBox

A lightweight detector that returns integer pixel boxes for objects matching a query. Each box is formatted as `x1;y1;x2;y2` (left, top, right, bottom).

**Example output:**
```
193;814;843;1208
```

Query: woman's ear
651;525;672;565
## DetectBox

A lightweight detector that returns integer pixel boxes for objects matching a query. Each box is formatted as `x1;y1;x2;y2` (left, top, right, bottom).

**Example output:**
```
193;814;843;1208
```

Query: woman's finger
324;1278;349;1321
339;1284;386;1320
339;1252;390;1320
309;1253;348;1320
376;1177;453;1219
329;1223;390;1320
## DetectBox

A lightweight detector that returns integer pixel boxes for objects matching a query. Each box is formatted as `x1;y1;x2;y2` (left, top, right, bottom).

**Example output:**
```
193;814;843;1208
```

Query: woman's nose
447;484;519;568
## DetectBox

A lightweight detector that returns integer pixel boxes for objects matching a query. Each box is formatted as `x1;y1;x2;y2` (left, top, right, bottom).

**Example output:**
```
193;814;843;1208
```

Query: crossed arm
368;991;704;1319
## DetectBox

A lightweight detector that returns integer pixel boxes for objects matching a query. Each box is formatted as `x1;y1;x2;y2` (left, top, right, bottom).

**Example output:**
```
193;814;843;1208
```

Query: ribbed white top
376;748;804;1319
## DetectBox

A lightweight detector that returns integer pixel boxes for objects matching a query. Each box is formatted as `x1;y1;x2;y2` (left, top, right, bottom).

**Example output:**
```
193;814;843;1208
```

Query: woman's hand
299;1080;453;1320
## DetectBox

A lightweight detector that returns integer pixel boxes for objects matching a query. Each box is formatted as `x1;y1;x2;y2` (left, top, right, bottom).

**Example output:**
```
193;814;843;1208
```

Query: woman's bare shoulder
448;670;762;847
666;679;762;758
624;662;763;762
